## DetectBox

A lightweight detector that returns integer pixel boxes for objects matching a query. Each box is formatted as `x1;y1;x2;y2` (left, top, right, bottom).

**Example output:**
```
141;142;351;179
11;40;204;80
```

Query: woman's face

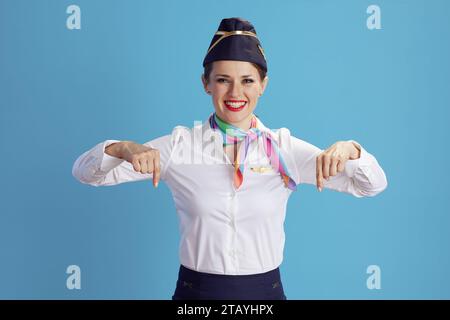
202;60;268;130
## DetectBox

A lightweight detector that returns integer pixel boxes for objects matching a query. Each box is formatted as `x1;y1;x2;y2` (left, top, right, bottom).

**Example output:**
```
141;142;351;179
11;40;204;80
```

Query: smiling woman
201;60;268;131
72;17;388;301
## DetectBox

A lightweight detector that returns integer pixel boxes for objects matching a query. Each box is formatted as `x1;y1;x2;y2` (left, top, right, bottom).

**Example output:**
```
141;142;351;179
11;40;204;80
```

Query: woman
72;17;388;300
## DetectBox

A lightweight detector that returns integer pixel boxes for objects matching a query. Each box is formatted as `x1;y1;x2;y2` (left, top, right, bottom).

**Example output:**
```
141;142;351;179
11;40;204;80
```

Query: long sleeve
72;134;173;187
285;132;388;198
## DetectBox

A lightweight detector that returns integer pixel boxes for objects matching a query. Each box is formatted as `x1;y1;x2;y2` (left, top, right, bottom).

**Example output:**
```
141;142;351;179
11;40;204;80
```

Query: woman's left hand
316;141;361;192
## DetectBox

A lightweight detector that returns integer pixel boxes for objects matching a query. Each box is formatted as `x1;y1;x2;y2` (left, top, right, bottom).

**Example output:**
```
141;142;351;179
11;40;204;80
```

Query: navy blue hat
203;17;267;73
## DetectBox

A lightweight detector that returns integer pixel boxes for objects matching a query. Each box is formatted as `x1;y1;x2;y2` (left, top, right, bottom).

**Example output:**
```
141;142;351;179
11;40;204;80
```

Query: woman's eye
216;78;254;84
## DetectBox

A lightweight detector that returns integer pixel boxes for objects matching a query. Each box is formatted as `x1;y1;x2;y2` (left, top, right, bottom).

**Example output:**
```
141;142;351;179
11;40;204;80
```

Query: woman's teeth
224;100;247;110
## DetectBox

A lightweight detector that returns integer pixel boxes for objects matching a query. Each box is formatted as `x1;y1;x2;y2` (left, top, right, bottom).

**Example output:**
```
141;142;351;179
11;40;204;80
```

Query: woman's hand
111;141;161;188
316;141;361;192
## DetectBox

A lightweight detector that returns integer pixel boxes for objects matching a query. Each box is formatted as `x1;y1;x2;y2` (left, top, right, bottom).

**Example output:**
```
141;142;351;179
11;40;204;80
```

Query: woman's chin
221;113;244;122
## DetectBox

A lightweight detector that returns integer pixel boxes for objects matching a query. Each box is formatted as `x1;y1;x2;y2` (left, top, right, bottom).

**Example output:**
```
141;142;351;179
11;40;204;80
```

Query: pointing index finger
153;157;160;188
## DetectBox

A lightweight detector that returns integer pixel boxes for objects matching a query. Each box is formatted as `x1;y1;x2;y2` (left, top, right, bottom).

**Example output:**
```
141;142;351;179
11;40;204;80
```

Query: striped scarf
209;113;297;191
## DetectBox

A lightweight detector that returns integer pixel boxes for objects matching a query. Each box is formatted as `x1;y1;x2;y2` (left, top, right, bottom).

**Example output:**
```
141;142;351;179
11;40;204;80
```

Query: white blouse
72;118;388;275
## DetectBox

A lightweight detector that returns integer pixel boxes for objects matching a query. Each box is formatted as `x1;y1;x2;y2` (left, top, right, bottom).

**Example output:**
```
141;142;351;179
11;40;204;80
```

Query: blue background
1;0;449;299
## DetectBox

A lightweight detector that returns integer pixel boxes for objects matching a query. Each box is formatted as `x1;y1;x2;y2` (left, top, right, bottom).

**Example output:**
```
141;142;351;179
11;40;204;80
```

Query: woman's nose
229;82;243;97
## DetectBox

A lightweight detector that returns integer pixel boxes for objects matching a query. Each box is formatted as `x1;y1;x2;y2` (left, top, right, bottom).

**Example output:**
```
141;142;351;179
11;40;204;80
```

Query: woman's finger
140;157;148;174
153;151;161;188
316;155;323;191
329;157;339;177
322;154;331;180
146;157;154;174
132;158;141;172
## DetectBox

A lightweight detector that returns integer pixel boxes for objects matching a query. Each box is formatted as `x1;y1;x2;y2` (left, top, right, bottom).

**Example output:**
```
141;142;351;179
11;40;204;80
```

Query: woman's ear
260;75;269;96
201;74;211;94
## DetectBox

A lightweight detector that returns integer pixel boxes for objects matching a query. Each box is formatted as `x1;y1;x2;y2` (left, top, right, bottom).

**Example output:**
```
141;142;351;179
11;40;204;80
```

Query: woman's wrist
105;141;132;159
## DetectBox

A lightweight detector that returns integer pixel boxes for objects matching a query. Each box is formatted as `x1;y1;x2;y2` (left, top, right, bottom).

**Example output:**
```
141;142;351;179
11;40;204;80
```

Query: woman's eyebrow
215;74;254;78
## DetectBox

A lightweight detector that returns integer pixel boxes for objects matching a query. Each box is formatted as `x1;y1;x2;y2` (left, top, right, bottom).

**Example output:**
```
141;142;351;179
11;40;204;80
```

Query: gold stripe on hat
206;30;266;61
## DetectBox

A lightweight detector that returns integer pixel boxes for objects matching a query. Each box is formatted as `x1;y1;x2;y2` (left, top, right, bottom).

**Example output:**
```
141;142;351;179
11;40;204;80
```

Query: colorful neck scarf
209;113;297;191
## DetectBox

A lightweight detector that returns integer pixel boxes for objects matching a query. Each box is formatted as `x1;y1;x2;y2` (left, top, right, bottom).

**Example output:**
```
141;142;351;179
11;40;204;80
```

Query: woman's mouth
224;100;247;112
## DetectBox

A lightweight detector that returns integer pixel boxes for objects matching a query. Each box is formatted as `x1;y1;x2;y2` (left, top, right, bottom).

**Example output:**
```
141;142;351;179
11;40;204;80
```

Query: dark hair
203;62;267;83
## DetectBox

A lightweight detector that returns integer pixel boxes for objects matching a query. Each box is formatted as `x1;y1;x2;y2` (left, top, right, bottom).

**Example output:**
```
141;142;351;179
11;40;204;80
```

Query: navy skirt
172;265;287;300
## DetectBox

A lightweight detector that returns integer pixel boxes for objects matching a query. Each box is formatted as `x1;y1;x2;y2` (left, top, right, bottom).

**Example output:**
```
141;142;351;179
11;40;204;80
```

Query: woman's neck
227;113;254;131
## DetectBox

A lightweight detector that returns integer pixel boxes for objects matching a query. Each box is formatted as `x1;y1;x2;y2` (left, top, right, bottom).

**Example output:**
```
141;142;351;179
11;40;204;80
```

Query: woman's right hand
110;141;161;188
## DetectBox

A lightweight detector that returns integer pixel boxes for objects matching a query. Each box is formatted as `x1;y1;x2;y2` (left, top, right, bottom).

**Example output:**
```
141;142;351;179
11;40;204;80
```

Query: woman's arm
284;132;388;197
72;135;173;187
